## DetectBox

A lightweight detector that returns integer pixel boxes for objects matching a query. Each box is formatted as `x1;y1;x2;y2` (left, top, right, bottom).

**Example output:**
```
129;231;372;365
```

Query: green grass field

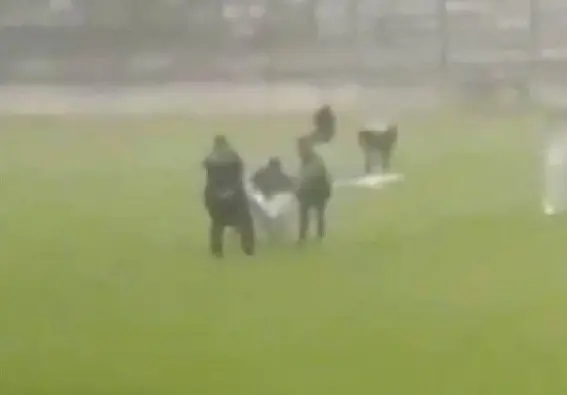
1;110;567;395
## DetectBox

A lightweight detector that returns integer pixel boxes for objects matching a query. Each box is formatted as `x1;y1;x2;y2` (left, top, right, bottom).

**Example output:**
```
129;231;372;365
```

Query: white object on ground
246;187;297;241
334;173;405;189
248;191;295;219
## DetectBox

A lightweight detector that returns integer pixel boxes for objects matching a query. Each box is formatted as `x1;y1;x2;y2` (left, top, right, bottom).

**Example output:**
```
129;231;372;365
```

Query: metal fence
1;0;567;86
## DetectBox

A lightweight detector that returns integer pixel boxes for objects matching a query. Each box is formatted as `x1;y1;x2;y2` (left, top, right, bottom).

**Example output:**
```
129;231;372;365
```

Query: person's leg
381;136;397;173
359;131;373;175
384;129;398;173
205;195;224;258
298;200;310;243
210;219;224;258
239;218;255;256
364;148;380;175
315;200;327;240
237;197;256;256
380;147;391;173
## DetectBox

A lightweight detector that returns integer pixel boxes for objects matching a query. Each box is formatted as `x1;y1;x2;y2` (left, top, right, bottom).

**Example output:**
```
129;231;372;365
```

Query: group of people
202;105;336;258
202;104;399;258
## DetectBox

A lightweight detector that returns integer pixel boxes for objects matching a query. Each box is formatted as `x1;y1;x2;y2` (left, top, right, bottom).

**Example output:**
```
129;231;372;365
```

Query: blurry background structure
0;0;566;91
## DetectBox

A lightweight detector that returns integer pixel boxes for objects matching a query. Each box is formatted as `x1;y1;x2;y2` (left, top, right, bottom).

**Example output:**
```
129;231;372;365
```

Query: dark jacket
358;125;398;152
297;153;331;203
252;165;294;198
203;147;245;200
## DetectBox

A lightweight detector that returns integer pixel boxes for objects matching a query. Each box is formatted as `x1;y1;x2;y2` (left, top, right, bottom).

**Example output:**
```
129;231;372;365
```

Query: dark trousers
297;188;330;242
206;191;255;258
364;147;392;174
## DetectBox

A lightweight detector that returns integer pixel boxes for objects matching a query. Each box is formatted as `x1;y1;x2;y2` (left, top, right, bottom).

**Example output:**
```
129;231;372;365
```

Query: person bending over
248;157;296;239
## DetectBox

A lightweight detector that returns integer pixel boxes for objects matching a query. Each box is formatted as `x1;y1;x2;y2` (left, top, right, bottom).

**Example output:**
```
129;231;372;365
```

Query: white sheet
248;191;295;219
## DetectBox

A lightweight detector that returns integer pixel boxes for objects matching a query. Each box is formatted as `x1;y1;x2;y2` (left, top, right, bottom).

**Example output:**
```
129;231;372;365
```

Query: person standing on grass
203;135;255;258
296;137;332;244
358;122;398;175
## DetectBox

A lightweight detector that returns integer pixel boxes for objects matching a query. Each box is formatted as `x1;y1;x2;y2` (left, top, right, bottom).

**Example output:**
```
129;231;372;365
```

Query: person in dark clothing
358;123;398;174
296;137;332;243
203;135;255;258
251;157;294;199
249;157;296;239
309;104;336;145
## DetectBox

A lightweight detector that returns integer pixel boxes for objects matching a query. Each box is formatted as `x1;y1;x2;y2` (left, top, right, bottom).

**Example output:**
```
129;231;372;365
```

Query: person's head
213;134;229;150
267;156;281;170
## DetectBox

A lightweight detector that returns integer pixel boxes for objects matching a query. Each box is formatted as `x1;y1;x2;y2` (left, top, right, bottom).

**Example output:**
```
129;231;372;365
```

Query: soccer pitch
1;110;567;395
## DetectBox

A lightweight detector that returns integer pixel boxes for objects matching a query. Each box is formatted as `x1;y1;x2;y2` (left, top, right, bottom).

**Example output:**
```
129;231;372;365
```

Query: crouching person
203;135;255;258
248;157;296;240
296;137;332;244
358;122;398;174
